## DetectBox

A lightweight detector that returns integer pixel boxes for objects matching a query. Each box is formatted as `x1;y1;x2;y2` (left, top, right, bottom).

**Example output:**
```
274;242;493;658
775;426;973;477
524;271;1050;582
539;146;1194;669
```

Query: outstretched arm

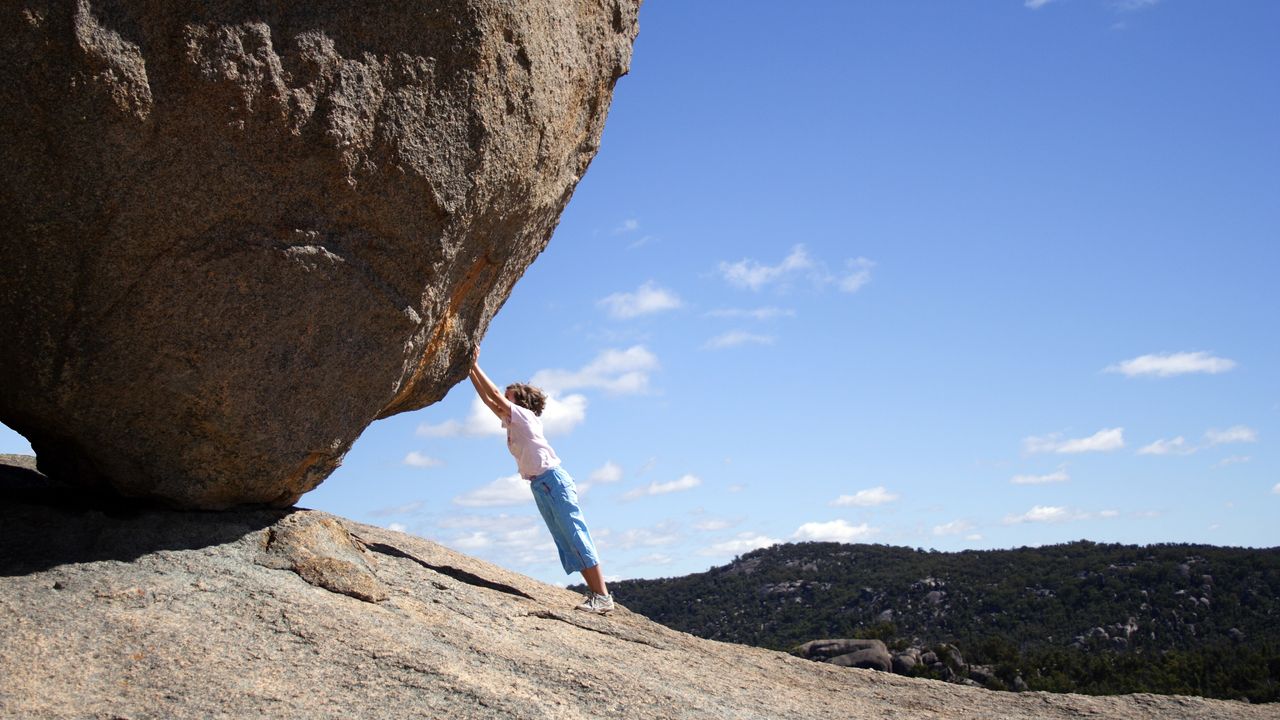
469;347;512;424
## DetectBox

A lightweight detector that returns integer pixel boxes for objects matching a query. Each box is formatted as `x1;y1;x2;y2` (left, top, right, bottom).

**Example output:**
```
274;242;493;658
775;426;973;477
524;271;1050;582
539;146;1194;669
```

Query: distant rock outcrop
1;458;1270;720
0;0;638;508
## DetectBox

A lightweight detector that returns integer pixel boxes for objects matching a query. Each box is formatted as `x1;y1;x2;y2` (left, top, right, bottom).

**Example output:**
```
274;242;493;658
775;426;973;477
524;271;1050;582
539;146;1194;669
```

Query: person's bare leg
581;564;609;596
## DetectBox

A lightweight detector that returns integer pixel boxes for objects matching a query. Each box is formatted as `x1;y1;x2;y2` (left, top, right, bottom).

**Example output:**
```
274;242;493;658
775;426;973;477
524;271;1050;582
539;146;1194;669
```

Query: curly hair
505;383;547;416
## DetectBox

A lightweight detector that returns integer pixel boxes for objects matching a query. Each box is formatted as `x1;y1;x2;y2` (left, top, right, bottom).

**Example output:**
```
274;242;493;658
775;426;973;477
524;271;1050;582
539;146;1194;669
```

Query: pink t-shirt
503;404;561;479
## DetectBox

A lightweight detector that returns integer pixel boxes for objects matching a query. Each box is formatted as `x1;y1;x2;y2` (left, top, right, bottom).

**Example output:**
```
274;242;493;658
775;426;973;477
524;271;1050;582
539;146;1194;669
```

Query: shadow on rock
0;457;290;576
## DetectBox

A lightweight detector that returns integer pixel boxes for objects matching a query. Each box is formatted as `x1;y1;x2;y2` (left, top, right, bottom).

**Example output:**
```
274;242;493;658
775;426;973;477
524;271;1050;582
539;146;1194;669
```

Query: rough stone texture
2;463;1275;719
256;512;388;603
0;0;638;508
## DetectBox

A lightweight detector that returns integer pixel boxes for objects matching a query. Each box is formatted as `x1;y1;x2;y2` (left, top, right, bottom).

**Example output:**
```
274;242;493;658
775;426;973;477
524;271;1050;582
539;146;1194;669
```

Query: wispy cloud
622;473;702;501
1137;436;1194;456
1024;428;1124;454
1214;455;1252;468
703;330;775;350
840;257;875;293
700;532;780;557
793;519;877;543
402;451;443;468
453;474;532;507
1105;351;1236;378
1024;0;1055;8
1205;425;1257;445
719;245;814;291
1272;483;1280;495
368;501;424;518
694;519;732;532
1136;426;1256;456
613;218;639;234
704;307;796;320
387;522;407;533
636;553;674;565
598;282;682;319
933;520;975;536
1010;468;1070;485
532;346;659;395
1003;505;1090;524
718;244;876;296
1111;0;1161;10
831;486;899;507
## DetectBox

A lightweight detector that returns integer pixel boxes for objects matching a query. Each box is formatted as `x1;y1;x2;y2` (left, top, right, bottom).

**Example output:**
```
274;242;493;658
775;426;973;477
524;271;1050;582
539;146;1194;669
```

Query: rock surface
0;0;638;508
2;461;1274;719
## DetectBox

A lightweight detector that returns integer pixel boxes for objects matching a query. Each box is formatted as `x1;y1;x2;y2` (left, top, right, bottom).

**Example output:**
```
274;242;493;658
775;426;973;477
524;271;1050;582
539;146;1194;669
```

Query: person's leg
534;468;601;575
580;563;608;597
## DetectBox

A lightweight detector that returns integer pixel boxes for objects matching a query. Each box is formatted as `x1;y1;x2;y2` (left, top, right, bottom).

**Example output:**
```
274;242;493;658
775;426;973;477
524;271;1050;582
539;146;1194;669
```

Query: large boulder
793;638;888;662
830;646;892;673
0;1;639;508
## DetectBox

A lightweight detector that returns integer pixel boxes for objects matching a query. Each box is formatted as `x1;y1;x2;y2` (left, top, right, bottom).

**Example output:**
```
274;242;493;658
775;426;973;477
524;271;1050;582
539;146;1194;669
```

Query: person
468;347;614;615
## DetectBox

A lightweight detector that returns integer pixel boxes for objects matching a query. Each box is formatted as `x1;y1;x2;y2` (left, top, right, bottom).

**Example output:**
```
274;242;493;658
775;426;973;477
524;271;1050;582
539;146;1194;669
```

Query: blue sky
4;1;1277;585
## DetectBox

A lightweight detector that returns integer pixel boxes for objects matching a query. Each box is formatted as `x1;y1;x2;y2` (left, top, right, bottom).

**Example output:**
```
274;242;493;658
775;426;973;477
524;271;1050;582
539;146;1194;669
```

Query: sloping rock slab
1;480;1272;718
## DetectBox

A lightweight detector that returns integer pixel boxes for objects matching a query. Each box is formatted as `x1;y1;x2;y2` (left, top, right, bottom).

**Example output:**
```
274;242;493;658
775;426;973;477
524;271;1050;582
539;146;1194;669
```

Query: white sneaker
575;591;615;615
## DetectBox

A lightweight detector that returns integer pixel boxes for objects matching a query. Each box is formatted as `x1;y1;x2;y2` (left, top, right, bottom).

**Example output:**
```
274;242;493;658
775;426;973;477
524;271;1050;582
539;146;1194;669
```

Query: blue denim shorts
529;466;600;575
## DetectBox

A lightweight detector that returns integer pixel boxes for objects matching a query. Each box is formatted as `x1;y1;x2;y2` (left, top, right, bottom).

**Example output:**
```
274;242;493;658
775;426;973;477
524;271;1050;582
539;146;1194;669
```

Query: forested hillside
606;541;1280;702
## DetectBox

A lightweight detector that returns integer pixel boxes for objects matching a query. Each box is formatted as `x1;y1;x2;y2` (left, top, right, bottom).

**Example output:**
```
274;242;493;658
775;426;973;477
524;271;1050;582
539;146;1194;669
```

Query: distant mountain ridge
606;541;1280;702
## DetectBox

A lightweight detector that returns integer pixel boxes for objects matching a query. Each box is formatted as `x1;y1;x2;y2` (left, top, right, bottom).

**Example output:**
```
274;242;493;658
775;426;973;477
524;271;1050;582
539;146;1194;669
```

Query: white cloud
831;486;899;507
417;393;587;439
1105;351;1236;378
839;257;875;293
694;519;731;532
449;531;494;550
704;307;796;320
402;451;443;468
965;534;984;541
1272;483;1280;495
1024;428;1124;454
532;346;659;395
933;520;974;537
703;330;775;350
727;483;746;493
793;519;877;543
610;525;681;550
622;474;702;501
588;461;623;484
1010;469;1070;485
613;218;639;234
1024;0;1054;8
1205;425;1257;445
453;474;532;508
1003;505;1089;524
417;397;503;438
387;522;407;533
539;394;589;436
1138;436;1194;456
1099;510;1121;519
701;532;780;557
437;515;556;567
719;245;813;291
598;282;682;319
